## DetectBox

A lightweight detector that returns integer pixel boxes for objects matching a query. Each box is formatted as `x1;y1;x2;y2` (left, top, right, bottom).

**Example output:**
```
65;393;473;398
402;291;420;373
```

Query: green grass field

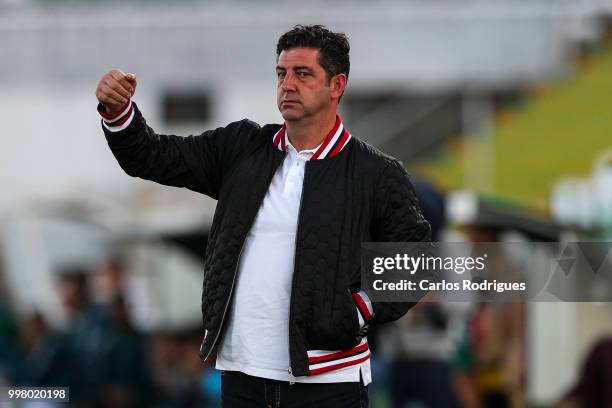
412;42;612;210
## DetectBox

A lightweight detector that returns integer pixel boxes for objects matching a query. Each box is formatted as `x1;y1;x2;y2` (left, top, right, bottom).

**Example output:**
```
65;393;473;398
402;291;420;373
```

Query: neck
285;110;338;152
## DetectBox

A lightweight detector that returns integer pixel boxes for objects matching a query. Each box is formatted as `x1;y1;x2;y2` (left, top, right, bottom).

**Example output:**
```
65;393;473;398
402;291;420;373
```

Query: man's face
276;47;335;122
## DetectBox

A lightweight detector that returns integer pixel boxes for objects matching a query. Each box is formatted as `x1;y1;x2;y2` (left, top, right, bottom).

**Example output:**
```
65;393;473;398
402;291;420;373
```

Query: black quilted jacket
102;103;431;377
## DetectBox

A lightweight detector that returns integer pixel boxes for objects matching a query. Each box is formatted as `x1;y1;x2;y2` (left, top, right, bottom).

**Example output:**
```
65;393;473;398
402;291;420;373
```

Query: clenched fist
95;69;137;115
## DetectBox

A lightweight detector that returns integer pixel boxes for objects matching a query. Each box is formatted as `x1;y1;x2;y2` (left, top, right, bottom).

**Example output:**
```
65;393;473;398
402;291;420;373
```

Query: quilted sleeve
101;101;260;200
369;159;432;324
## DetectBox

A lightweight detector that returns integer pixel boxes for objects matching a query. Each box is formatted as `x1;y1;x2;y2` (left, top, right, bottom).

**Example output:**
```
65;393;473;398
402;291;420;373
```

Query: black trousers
220;370;369;408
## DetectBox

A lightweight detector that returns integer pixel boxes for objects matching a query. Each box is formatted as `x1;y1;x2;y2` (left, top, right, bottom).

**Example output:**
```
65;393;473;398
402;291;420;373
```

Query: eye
298;71;310;78
277;71;286;79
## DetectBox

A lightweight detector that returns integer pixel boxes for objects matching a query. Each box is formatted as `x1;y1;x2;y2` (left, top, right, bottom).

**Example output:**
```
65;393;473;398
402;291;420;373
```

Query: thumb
125;73;137;84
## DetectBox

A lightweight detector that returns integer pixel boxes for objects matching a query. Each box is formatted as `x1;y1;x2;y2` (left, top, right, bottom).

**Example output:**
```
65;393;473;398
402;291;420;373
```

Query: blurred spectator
453;303;525;408
100;294;152;408
561;336;612;408
149;332;220;408
20;311;72;388
376;179;463;407
182;334;221;407
379;296;467;408
150;333;184;405
93;256;127;305
0;265;22;384
412;178;446;242
56;267;113;406
198;358;222;406
452;227;526;408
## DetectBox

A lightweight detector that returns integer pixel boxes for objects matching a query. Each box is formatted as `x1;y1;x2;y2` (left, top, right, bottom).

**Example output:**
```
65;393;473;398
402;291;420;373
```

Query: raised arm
95;69;260;199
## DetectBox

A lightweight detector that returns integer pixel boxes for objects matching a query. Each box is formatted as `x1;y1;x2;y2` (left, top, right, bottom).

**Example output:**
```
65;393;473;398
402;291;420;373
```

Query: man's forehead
276;47;320;66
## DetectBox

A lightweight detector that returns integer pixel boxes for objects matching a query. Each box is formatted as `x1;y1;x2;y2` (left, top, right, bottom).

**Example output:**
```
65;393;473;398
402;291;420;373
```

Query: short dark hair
276;24;350;83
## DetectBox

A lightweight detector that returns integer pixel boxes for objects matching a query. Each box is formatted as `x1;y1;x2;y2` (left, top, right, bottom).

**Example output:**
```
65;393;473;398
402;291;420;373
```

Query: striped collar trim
272;115;352;160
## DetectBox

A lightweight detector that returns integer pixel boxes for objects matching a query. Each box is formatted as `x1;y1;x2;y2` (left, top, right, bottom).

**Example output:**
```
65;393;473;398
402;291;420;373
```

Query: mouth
281;98;301;106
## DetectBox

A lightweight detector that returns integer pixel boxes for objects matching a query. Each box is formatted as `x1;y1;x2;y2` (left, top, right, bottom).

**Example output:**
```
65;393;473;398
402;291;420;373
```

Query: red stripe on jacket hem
307;342;370;364
308;353;371;376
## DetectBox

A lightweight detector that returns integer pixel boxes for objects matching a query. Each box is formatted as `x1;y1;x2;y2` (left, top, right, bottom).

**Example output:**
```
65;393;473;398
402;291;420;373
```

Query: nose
280;72;297;92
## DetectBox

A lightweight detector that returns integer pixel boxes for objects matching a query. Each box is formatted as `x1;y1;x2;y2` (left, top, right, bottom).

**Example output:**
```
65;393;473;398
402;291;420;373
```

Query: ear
330;73;347;100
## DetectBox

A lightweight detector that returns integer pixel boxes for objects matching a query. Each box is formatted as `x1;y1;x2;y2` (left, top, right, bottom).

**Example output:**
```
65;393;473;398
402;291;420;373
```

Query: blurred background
1;0;612;407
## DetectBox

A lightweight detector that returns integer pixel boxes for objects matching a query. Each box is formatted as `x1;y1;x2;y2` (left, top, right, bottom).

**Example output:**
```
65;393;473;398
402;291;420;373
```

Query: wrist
103;104;120;116
97;99;134;132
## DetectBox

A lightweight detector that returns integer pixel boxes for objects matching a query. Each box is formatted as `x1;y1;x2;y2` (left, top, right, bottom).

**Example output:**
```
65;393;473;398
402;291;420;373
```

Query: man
95;25;430;407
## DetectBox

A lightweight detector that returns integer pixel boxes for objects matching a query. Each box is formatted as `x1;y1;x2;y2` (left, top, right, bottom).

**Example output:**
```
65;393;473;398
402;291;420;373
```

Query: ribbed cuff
97;99;134;132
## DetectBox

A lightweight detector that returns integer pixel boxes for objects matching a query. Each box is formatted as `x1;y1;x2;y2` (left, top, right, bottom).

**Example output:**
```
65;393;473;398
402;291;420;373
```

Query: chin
279;108;303;122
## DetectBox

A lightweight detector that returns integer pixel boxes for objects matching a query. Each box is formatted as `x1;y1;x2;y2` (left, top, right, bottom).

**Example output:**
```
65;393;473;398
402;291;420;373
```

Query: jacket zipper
203;156;286;362
288;161;308;385
202;232;247;362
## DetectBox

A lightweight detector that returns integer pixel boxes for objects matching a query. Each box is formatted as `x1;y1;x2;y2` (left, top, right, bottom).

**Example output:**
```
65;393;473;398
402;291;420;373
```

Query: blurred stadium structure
1;1;612;407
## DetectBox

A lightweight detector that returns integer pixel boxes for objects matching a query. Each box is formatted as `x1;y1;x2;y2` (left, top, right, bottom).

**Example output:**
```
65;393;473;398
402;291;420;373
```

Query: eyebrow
293;66;313;71
275;65;313;72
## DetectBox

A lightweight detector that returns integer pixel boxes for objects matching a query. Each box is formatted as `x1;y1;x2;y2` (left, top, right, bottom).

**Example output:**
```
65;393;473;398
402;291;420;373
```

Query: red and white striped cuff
98;99;134;132
352;290;374;328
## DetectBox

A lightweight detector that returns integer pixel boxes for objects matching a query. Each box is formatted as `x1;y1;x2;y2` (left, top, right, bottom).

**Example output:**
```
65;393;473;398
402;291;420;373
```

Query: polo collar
272;115;352;160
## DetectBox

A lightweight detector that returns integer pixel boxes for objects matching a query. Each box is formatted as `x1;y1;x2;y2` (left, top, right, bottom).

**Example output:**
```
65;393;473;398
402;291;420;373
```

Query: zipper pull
288;367;296;385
